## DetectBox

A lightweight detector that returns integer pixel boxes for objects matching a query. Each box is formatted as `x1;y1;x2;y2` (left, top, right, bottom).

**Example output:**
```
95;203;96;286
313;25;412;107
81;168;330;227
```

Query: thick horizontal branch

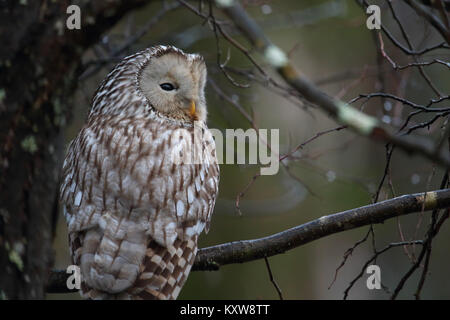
48;188;450;293
193;188;450;270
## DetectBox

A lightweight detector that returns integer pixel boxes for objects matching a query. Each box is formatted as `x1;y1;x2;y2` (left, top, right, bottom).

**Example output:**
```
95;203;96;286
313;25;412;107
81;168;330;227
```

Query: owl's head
138;47;207;123
90;46;208;124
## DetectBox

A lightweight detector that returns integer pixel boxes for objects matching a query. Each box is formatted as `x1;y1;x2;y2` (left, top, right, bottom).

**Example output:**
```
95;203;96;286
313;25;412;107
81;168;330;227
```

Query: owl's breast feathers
60;115;219;299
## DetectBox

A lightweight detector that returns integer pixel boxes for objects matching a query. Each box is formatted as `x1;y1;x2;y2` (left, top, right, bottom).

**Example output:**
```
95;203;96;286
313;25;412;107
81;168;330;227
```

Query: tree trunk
0;0;149;299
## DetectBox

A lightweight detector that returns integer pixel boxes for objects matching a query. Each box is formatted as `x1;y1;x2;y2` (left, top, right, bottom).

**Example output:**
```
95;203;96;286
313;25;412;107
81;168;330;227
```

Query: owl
59;46;220;299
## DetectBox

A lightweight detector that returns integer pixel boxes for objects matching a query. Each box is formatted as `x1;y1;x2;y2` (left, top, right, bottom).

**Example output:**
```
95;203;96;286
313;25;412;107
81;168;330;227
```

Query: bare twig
392;173;449;299
79;2;181;80
405;0;450;44
343;240;425;300
210;0;450;168
264;257;284;300
328;227;373;290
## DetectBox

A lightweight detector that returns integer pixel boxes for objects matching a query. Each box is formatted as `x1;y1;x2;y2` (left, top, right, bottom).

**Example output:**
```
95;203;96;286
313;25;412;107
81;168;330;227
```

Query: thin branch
392;172;449;299
358;0;450;56
79;2;181;80
396;59;450;70
210;0;450;168
343;240;425;300
264;257;283;300
328;227;373;290
348;93;450;113
385;0;444;97
405;0;450;43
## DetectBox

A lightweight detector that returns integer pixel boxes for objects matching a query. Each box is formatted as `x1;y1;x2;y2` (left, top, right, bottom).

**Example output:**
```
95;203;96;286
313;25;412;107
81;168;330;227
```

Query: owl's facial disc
139;52;207;123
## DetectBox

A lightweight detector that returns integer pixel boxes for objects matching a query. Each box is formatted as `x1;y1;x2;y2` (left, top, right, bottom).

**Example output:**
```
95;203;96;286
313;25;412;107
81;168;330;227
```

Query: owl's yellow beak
189;100;196;117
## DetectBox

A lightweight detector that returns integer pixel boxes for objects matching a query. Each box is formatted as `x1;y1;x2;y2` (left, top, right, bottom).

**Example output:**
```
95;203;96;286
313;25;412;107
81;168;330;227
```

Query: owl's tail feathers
71;231;198;300
129;235;198;300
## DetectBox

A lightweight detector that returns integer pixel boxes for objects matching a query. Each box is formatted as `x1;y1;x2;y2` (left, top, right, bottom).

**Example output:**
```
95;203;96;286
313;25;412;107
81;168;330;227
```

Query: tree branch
208;0;450;168
47;188;450;293
405;0;450;43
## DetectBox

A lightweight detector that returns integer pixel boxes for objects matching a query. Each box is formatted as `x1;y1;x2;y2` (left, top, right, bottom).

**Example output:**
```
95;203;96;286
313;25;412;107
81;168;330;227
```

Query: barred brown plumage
60;46;219;299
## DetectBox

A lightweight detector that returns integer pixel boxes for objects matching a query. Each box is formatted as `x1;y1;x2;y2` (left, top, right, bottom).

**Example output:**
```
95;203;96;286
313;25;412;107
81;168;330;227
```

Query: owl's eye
160;83;176;91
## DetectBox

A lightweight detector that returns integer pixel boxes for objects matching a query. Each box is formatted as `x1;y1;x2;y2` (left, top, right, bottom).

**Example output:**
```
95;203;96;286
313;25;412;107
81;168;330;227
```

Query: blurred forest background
1;0;449;300
52;0;450;299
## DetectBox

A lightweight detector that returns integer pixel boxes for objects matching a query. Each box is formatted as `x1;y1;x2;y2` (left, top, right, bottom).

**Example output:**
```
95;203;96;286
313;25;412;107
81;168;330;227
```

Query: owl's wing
59;117;219;297
133;123;220;246
60;117;158;295
126;124;219;300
